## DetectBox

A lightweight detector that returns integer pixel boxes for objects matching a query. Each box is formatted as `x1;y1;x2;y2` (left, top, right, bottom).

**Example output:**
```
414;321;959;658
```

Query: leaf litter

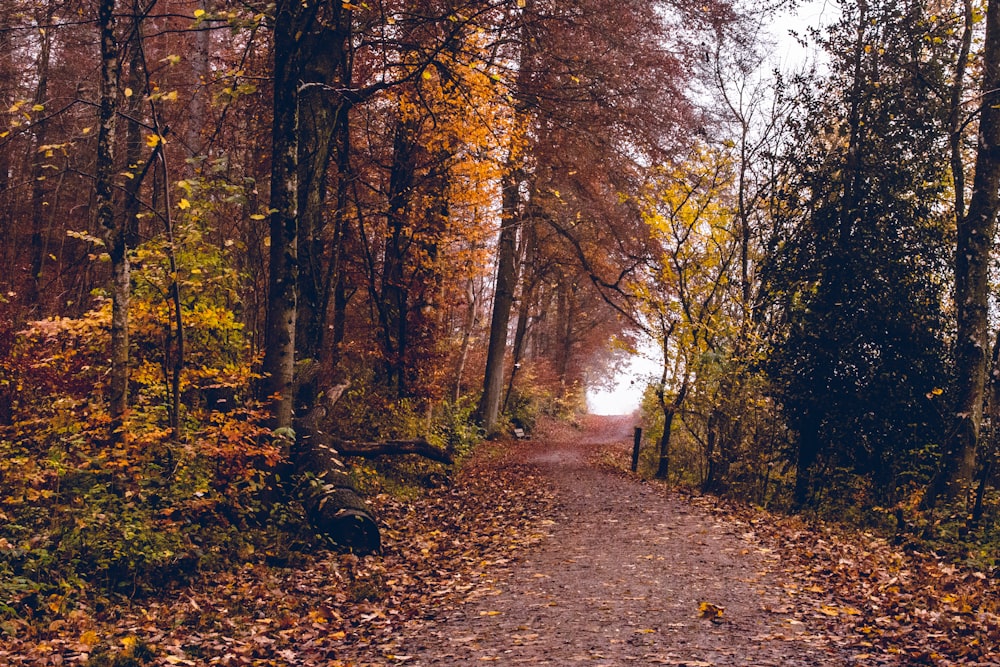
2;415;999;665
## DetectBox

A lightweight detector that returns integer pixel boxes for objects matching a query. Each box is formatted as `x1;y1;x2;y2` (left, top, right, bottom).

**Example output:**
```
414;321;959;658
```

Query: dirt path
383;416;843;666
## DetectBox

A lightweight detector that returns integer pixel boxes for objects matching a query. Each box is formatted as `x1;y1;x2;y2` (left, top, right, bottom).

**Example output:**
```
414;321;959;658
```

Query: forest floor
3;415;999;665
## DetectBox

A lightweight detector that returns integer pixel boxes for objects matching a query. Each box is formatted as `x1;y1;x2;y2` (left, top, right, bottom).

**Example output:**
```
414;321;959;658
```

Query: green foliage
0;208;311;621
325;364;484;458
431;395;483;459
506;368;586;435
326;366;426;442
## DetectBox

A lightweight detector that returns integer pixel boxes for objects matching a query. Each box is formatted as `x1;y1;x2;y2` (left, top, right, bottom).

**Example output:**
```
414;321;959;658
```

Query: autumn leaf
698;601;724;619
308;609;329;624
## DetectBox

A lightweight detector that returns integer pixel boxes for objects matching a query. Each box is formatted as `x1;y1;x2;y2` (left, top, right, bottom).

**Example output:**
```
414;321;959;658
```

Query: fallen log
335;439;454;464
290;381;451;553
293;384;380;555
297;434;381;555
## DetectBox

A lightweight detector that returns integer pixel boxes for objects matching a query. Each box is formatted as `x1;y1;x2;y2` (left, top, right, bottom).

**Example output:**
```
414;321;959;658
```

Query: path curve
390;416;843;666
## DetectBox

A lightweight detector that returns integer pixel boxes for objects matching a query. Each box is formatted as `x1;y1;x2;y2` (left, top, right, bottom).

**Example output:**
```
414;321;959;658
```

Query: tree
765;0;956;506
478;0;736;434
260;0;302;432
96;0;129;436
926;0;1000;507
630;147;737;480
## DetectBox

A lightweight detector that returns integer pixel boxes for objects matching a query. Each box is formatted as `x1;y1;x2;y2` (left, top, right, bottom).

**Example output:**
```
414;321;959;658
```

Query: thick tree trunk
295;7;348;384
294;391;379;554
379;118;418;397
296;432;380;554
297;7;353;401
926;0;1000;508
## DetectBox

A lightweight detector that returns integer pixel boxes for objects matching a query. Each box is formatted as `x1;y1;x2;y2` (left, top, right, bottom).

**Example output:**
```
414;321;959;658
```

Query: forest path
381;415;842;666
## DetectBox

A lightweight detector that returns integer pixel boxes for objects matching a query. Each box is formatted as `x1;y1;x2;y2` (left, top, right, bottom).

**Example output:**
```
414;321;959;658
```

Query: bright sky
774;0;836;68
586;344;661;416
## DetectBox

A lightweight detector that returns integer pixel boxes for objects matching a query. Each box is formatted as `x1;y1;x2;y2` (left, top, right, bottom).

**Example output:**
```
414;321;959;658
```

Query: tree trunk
295;7;348;396
327;102;353;373
96;0;128;437
186;0;210;170
653;317;680;480
261;0;304;432
478;166;521;435
926;0;1000;508
453;278;478;402
26;13;52;314
122;23;146;251
296;433;380;554
555;281;575;389
379;117;418;397
794;412;821;507
504;218;536;411
655;376;688;480
949;0;975;224
0;14;10;213
294;392;380;554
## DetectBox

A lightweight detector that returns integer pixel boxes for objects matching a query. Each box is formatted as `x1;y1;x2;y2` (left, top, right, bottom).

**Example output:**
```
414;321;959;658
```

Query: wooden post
632;427;642;472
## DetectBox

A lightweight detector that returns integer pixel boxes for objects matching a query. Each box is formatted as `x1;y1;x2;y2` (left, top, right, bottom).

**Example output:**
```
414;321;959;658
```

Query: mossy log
290;381;451;553
297;434;381;555
294;388;380;554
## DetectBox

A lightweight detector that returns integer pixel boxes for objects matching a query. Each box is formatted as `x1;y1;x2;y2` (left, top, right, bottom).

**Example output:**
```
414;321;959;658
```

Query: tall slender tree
96;0;129;436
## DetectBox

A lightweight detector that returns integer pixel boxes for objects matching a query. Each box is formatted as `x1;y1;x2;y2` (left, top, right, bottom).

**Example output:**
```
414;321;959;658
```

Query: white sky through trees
586;0;836;416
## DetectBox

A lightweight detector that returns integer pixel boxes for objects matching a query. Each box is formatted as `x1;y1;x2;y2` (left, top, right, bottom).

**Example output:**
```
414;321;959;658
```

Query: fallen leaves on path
595;438;1000;667
751;516;1000;666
